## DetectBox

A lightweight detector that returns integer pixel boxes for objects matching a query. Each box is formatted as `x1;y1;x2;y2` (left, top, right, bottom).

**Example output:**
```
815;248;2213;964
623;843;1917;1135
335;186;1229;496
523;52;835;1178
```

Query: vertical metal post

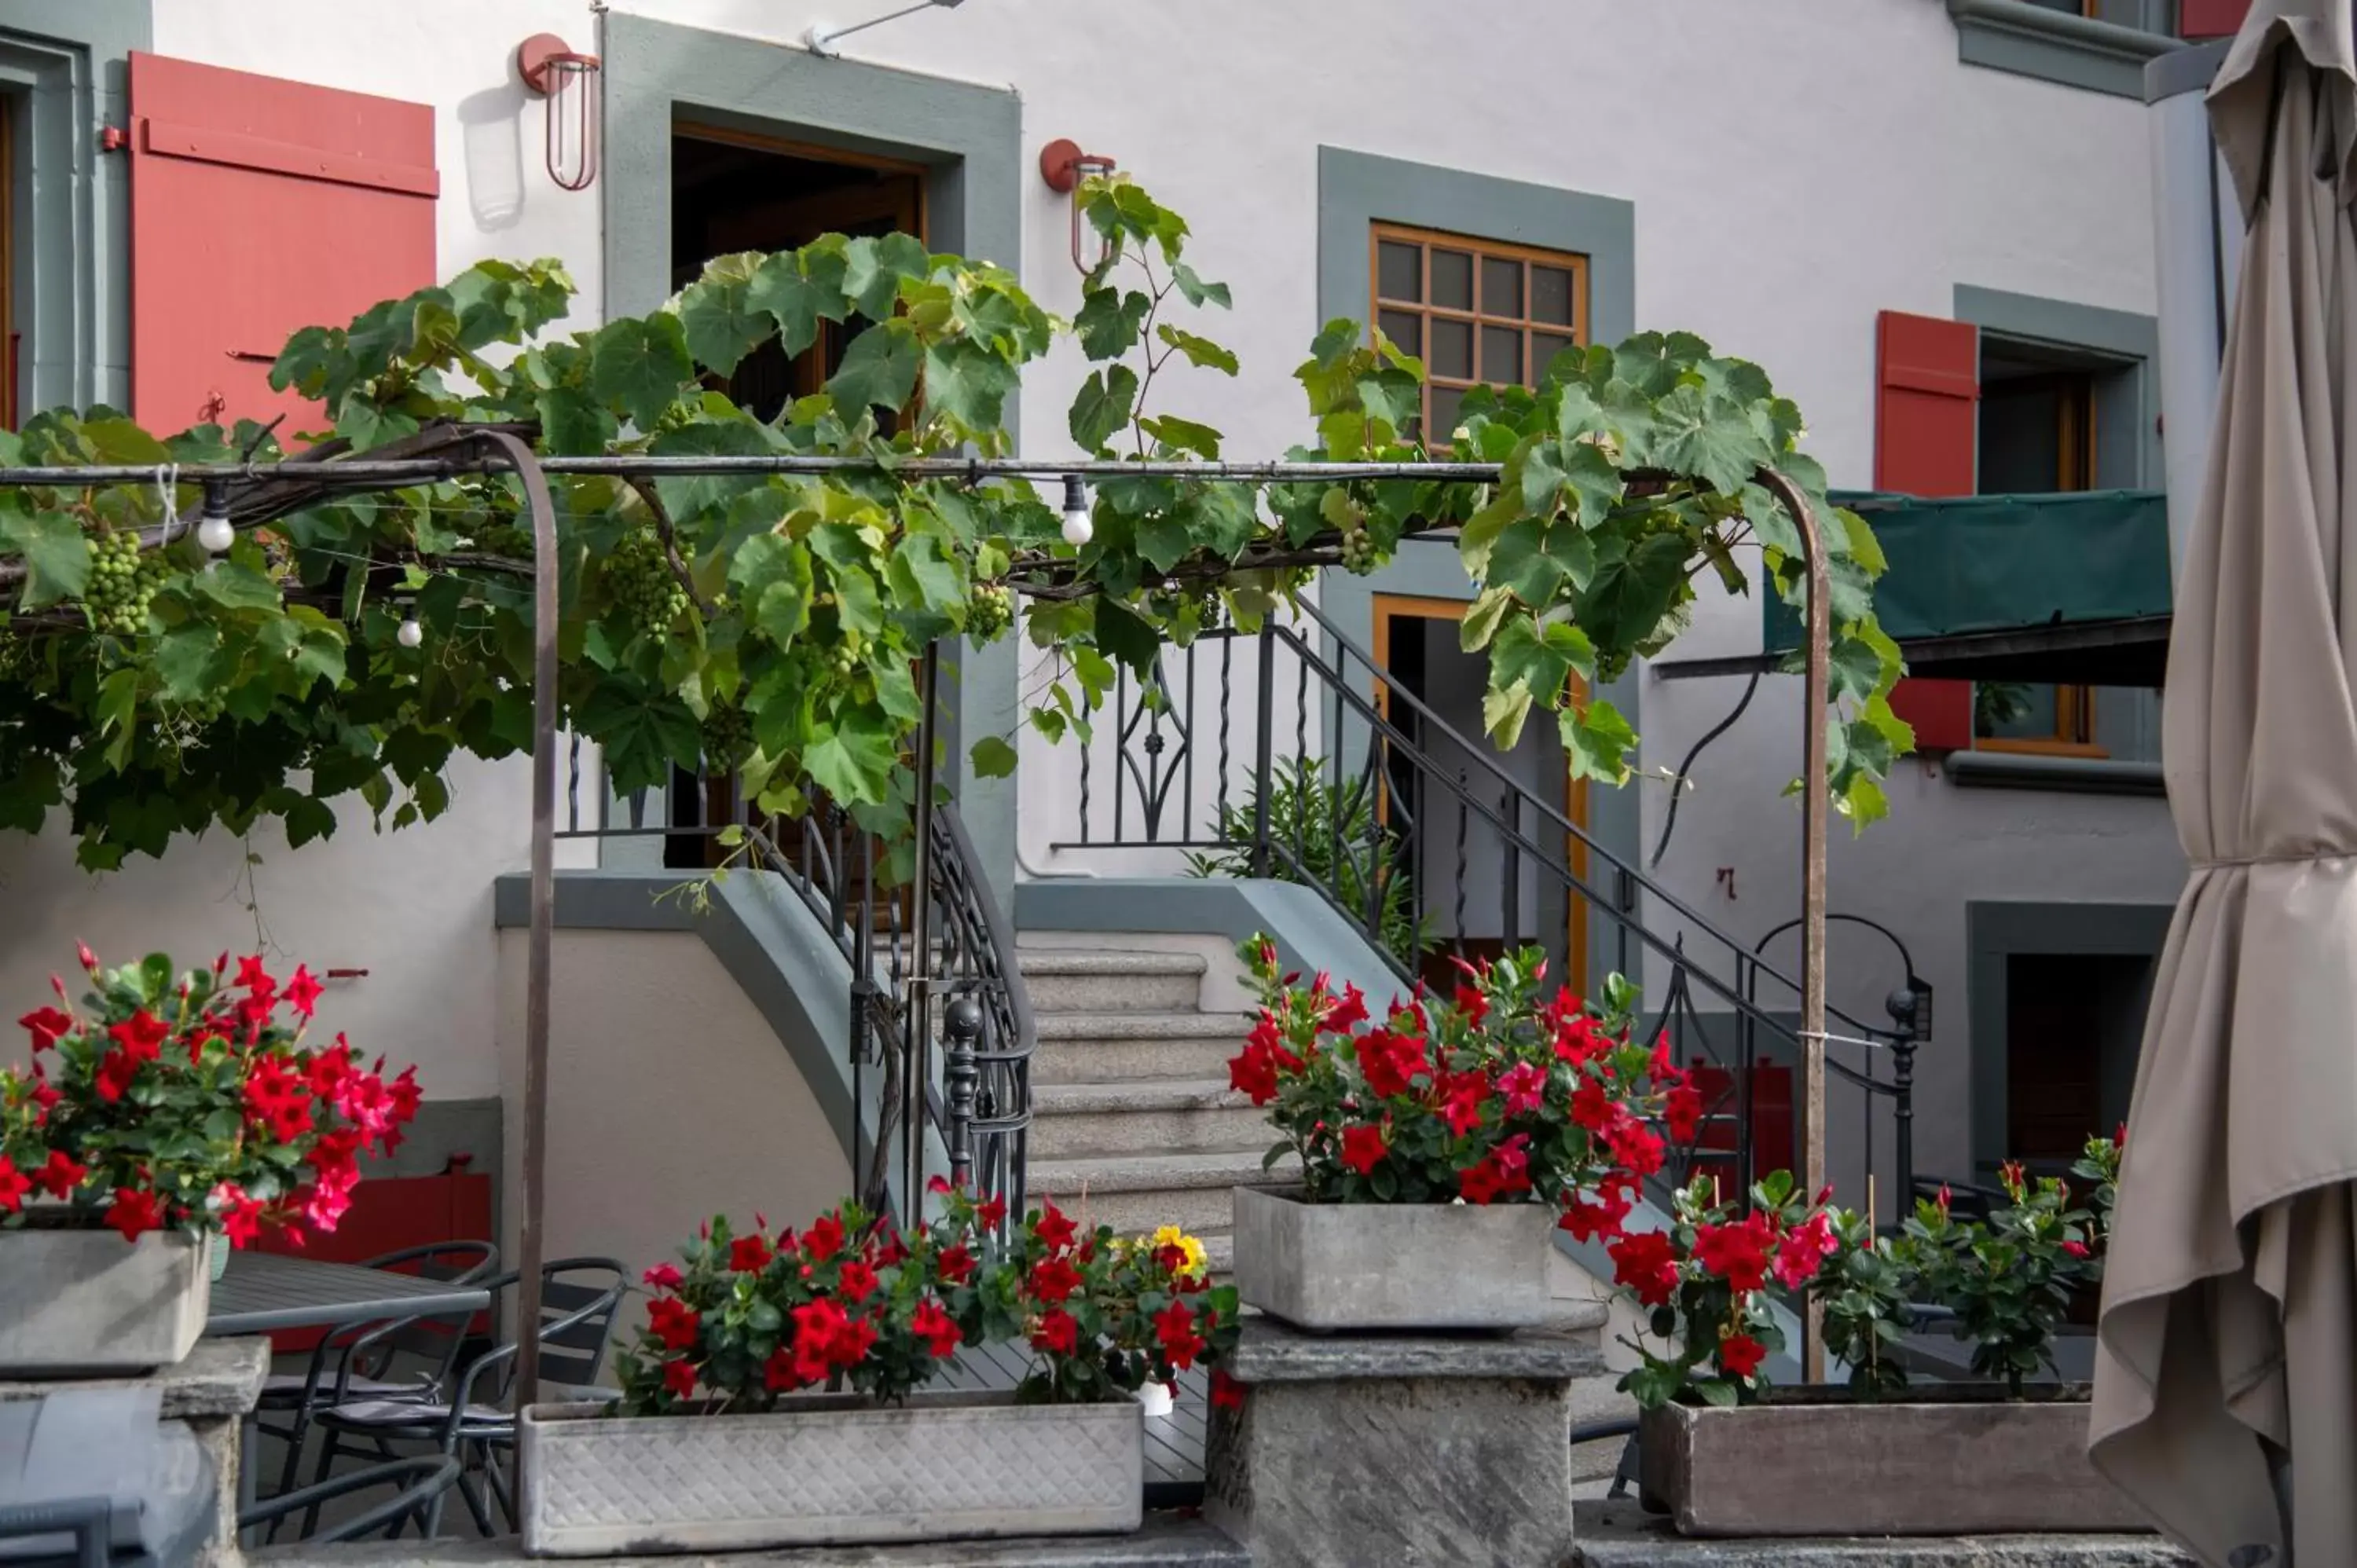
481;430;557;1414
1892;1034;1916;1221
903;643;941;1227
944;995;981;1190
1251;623;1276;876
1755;465;1830;1383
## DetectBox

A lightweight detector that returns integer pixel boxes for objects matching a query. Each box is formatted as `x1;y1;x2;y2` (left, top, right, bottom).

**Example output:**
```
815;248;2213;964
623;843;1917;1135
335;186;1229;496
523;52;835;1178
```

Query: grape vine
0;178;1905;871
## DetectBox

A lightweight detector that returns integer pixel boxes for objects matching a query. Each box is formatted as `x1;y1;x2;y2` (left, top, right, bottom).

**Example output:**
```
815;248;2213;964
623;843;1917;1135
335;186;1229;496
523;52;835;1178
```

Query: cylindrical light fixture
1039;138;1119;275
518;34;602;192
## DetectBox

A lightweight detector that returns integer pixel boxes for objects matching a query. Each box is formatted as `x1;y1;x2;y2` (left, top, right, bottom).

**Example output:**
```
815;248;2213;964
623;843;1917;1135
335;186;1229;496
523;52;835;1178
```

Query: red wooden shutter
129;53;438;436
2178;0;2253;39
1874;310;1978;753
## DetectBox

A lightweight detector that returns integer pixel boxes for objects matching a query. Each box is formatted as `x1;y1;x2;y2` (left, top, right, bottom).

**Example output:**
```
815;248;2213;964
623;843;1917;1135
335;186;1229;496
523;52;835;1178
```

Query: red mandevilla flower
647;1297;701;1352
1027;1256;1083;1304
1664;1083;1704;1145
1694;1214;1777;1294
730;1233;774;1273
1558;1185;1633;1244
642;1263;684;1291
282;965;325;1020
911;1299;963;1359
32;1149;86;1202
663;1359;699;1399
1717;1332;1768;1379
1033;1203;1079;1252
0;1156;30;1214
1497;1061;1547;1119
1032;1308;1080;1356
802;1213;845;1262
1438;1070;1491;1137
106;1187;162;1241
1339;1122;1387;1176
837;1258;878;1300
17;1008;71;1053
1153;1299;1207;1368
1609;1230;1682;1307
936;1244;977;1286
1321;983;1369;1035
1210;1368;1246;1411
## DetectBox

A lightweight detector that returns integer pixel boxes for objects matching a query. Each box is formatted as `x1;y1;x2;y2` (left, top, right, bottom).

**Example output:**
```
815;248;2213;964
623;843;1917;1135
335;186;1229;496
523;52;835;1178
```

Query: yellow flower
1150;1224;1208;1279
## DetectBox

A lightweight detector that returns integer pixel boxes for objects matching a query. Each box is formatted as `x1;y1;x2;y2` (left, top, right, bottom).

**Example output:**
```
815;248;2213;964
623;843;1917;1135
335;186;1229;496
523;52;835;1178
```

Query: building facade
0;0;2212;1266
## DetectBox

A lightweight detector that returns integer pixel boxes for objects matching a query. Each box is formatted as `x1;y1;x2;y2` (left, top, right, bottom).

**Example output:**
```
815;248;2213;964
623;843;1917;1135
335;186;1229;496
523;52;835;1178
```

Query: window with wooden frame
1369;223;1588;441
1974;354;2104;756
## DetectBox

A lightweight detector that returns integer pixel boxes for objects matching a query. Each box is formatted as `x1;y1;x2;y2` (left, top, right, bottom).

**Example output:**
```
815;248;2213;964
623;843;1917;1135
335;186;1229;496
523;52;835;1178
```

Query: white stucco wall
3;1;2184;1216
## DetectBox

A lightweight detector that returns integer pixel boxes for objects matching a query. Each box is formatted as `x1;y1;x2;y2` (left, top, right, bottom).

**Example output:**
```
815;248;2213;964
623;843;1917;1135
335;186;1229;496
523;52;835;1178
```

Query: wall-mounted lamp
1039;138;1118;275
807;0;966;59
517;33;601;192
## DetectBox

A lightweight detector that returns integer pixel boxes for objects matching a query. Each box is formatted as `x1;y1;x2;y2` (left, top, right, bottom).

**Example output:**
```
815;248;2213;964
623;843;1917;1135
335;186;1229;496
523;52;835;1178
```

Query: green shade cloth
1761;489;2172;653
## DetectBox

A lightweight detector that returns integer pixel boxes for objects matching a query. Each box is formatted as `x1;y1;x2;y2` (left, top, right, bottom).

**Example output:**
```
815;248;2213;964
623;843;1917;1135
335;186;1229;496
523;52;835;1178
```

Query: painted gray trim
1946;751;2167;797
494;869;869;1172
599;13;1024;905
1966;899;2173;1174
2145;36;2230;101
1956;284;2163;493
1948;0;2183;100
1314;148;1643;996
0;0;148;416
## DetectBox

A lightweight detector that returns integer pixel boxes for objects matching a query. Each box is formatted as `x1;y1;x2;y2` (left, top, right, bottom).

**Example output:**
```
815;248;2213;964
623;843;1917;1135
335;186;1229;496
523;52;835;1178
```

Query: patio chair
304;1258;626;1538
236;1456;459;1545
251;1239;499;1529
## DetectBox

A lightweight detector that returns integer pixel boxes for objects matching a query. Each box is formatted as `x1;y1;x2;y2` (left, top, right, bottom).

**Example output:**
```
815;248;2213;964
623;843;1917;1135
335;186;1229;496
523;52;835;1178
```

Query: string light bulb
396;613;423;649
195;483;234;555
1061;474;1093;548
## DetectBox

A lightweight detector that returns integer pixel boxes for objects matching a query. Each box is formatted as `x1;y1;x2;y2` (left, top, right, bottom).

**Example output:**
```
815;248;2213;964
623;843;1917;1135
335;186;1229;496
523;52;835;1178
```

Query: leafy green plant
0;177;1902;871
1810;1207;1919;1399
1974;681;2035;735
1185;757;1431;966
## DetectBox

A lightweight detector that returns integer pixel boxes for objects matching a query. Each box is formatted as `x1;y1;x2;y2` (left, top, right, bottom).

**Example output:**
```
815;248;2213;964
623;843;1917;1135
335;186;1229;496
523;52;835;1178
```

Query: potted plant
1620;1135;2145;1537
1225;936;1688;1332
0;945;420;1374
519;1185;1238;1555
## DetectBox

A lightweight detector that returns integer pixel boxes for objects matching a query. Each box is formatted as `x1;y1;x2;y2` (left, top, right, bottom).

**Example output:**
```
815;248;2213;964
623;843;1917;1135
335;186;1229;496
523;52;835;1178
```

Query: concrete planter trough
1639;1386;2150;1537
0;1224;209;1376
518;1392;1143;1555
1230;1185;1556;1332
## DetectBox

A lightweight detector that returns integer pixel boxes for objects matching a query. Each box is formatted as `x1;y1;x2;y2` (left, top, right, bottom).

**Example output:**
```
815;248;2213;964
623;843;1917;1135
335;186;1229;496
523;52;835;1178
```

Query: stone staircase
1019;949;1292;1273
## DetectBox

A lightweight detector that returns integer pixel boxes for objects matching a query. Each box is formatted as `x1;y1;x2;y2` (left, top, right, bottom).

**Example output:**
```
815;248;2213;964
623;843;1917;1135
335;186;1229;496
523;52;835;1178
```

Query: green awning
1732;489;2174;687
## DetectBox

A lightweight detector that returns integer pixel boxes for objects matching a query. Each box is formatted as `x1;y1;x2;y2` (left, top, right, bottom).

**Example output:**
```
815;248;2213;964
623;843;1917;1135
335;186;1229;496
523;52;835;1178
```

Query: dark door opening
662;127;926;872
2004;951;2148;1173
1371;598;1584;998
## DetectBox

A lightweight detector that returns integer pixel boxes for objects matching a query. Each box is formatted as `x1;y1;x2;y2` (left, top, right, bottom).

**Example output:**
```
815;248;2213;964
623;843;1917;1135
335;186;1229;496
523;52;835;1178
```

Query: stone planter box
518;1391;1143;1555
1230;1185;1555;1332
1640;1386;2150;1537
0;1225;208;1376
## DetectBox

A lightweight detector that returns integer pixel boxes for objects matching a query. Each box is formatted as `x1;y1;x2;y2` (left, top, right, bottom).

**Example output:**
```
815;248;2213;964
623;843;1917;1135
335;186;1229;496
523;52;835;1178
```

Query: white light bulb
396;617;423;649
1060;474;1093;548
196;514;235;554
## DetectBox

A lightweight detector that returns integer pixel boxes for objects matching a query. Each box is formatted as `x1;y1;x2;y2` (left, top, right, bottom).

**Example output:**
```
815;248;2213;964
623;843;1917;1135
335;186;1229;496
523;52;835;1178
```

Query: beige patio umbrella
2089;4;2357;1564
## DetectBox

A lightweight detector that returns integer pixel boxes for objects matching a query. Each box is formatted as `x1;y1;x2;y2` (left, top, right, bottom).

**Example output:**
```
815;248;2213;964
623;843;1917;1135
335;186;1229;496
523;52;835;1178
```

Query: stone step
1030;1149;1293;1236
1018;950;1208;1015
1032;1011;1250;1084
1029;1079;1272;1159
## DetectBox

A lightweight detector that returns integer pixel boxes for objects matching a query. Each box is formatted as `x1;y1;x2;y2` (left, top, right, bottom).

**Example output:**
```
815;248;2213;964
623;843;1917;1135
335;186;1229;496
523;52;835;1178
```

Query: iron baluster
1216;635;1233;839
1501;785;1521;951
1452;773;1470;967
1252;623;1275;877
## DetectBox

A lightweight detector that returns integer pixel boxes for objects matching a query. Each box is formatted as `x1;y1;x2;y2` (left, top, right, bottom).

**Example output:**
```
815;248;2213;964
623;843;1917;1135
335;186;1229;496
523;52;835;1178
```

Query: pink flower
1497;1061;1547;1118
643;1262;684;1290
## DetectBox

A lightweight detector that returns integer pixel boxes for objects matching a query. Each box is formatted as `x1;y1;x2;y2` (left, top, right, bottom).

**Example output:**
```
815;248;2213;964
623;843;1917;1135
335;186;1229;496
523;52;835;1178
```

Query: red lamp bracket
1039;138;1116;195
517;33;599;96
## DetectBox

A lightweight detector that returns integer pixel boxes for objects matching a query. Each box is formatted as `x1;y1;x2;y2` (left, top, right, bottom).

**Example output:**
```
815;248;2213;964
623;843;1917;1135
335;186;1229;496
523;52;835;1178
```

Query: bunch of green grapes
1336;515;1381;573
607;526;689;636
82;532;167;637
827;632;866;679
701;702;753;774
966;582;1013;642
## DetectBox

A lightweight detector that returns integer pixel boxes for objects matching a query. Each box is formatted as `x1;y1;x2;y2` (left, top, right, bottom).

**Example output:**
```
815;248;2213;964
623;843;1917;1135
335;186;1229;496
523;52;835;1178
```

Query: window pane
1431;250;1473;310
1482;257;1522;318
1977;681;2062;741
1430;318;1473;380
1429;384;1466;444
1377;240;1421;303
1530;266;1575;327
1532;332;1578;381
1480;325;1520;385
1377;310;1422;360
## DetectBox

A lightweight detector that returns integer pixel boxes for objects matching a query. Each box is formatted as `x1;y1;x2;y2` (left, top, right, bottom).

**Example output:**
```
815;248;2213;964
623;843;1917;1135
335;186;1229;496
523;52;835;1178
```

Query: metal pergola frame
0;443;1837;1386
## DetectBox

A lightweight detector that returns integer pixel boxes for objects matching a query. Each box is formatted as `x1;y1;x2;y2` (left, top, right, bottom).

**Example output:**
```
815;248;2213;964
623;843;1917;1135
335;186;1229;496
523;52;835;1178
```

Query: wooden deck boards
946;1345;1208;1488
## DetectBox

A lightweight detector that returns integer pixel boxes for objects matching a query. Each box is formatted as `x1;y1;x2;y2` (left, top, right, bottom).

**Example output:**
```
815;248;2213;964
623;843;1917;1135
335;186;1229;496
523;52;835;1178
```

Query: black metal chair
251;1238;500;1530
238;1455;459;1544
305;1257;626;1537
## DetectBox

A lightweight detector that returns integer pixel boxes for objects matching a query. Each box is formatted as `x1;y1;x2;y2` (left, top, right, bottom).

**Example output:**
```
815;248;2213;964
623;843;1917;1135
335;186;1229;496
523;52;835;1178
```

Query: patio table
206;1251;493;1336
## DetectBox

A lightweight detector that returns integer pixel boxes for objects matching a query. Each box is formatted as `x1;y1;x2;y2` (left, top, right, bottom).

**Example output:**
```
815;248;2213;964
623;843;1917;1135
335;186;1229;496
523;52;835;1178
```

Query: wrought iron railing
1046;600;1914;1208
559;739;1031;1240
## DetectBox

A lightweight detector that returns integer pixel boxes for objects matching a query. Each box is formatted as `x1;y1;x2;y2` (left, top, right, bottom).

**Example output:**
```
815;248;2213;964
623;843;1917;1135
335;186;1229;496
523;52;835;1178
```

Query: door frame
1370;592;1591;1000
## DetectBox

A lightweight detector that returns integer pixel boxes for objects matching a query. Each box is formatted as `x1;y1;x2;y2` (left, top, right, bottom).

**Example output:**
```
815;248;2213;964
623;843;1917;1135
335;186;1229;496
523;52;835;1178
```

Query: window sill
1945;749;2165;797
1947;0;2183;100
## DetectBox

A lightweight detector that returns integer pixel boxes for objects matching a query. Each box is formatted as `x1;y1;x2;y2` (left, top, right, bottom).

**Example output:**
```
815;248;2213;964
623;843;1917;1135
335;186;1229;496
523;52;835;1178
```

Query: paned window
1369;223;1588;441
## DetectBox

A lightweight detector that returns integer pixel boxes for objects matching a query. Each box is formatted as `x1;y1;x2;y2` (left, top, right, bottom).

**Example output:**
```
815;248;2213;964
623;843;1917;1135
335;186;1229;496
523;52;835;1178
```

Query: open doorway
1371;595;1588;998
662;125;927;870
